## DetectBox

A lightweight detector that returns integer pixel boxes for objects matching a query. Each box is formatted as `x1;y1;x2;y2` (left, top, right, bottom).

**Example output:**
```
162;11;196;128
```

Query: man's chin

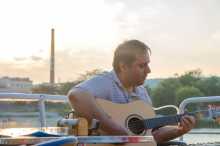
137;81;144;86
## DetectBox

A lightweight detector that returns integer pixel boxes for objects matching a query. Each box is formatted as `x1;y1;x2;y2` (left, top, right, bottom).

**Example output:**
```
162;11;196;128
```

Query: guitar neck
143;114;183;129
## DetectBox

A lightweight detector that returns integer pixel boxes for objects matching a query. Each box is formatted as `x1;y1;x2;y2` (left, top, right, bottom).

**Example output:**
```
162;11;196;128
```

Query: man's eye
139;64;145;68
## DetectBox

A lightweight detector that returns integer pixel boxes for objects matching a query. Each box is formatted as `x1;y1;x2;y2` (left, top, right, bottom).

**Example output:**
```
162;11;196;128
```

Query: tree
152;78;181;107
178;69;202;86
78;69;106;81
145;85;152;96
195;76;220;96
32;84;58;94
57;81;81;95
175;86;204;106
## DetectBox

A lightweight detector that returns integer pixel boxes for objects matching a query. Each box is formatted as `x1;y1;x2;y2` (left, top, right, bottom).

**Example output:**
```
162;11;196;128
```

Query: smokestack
50;28;55;84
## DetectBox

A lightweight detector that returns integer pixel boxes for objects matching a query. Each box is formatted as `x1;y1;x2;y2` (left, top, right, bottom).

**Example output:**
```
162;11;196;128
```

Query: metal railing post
38;95;46;128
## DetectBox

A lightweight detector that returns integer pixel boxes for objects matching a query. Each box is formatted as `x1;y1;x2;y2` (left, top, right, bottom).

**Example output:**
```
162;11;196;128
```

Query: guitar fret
144;119;149;129
143;114;183;129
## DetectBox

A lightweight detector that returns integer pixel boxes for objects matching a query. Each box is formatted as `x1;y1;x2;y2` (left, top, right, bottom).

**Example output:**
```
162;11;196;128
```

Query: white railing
0;93;68;101
179;96;220;140
0;92;68;128
179;96;220;114
1;93;220;136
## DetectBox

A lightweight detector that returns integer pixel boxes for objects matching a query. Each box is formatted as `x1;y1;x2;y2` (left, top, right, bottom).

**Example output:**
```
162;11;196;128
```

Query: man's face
125;52;151;86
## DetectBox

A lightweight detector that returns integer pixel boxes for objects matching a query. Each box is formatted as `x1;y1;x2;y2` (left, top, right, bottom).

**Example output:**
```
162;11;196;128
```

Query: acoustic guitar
95;98;157;146
94;98;220;146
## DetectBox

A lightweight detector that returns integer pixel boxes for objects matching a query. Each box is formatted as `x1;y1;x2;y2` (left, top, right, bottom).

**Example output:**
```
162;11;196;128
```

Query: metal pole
39;95;47;128
50;28;55;84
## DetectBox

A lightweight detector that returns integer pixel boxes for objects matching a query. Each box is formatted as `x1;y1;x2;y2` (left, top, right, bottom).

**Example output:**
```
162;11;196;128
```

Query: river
0;116;219;145
177;129;220;145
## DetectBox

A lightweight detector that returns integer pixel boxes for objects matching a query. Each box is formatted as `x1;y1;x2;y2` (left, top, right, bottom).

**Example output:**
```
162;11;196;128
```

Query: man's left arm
152;115;196;143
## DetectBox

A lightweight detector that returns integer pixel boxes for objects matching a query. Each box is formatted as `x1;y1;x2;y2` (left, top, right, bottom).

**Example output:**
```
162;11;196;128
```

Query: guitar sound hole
127;117;145;135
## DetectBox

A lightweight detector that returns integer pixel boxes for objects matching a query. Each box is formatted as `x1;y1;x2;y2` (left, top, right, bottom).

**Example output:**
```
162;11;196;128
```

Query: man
68;40;196;143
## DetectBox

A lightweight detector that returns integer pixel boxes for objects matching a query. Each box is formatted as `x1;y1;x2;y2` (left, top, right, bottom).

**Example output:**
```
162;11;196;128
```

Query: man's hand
177;115;196;135
152;115;196;143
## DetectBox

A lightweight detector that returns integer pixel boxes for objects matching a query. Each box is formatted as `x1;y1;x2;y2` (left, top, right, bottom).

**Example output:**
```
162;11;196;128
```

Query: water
182;129;220;145
184;134;220;144
0;115;219;145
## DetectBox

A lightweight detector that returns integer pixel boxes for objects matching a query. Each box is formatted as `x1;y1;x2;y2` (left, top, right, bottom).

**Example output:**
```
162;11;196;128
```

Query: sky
0;0;219;83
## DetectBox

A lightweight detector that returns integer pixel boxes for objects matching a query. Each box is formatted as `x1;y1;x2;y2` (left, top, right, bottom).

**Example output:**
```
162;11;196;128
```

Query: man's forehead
135;53;150;63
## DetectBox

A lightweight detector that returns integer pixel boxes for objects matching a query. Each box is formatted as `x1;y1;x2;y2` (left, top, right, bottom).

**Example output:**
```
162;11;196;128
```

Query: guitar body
94;98;157;146
96;98;156;135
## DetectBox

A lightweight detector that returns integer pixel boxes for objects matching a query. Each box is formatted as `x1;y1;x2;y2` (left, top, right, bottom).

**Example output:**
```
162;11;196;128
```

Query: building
0;76;33;93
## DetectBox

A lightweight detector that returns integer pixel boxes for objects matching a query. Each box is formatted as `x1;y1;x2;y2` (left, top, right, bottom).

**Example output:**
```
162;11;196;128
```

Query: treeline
147;69;220;128
148;69;220;107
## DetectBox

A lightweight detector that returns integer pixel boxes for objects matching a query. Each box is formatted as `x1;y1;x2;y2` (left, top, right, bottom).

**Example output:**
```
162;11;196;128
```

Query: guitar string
126;109;212;130
127;115;181;130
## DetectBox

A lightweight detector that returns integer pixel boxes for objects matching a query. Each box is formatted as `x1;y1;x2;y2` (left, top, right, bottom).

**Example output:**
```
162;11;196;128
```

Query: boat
0;92;219;146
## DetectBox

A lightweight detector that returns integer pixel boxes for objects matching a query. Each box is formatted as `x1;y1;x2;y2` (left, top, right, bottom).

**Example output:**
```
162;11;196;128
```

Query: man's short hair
113;39;151;73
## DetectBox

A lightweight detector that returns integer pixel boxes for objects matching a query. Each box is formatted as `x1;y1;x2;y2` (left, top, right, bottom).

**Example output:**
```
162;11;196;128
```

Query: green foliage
151;69;220;121
145;85;152;96
151;69;218;107
178;69;202;86
32;84;58;94
152;78;181;107
57;81;81;95
175;86;204;105
195;76;220;96
195;119;220;128
77;69;105;81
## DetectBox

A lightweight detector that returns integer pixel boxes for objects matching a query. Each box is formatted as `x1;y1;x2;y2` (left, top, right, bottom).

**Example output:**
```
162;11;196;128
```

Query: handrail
179;96;220;141
0;92;69;128
0;93;68;101
179;96;220;114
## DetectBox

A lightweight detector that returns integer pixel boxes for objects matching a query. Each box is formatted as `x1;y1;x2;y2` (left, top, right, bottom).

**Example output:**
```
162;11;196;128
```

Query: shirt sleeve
73;75;111;100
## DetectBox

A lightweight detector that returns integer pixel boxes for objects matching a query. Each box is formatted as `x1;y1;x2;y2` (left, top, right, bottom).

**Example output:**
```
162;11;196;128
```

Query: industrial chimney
50;28;55;84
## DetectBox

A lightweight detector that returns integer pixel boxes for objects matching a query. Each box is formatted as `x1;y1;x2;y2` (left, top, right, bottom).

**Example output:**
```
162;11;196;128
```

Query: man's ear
119;62;128;72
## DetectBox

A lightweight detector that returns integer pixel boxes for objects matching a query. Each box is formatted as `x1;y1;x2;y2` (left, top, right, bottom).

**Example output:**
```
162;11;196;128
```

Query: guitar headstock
208;105;220;123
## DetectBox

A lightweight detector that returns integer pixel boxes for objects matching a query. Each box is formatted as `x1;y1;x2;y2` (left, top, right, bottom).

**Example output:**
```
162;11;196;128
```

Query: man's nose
145;65;151;74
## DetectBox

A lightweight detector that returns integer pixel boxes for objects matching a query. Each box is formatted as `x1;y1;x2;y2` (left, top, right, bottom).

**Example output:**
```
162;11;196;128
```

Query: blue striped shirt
74;70;152;104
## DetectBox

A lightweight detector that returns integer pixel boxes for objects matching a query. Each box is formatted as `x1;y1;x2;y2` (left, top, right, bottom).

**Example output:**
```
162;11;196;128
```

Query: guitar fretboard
143;114;183;129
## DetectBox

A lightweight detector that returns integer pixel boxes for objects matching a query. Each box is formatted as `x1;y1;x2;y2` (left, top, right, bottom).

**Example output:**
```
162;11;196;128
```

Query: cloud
0;47;113;83
211;31;220;42
0;59;49;83
13;55;43;62
203;30;220;57
30;56;43;61
1;0;220;83
14;57;27;61
55;48;113;82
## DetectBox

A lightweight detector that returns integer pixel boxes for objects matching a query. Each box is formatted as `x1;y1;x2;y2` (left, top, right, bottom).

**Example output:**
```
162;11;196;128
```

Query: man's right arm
68;88;128;135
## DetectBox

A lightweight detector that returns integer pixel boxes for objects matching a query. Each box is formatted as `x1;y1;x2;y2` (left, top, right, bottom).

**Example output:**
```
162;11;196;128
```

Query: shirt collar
111;70;123;88
111;70;140;96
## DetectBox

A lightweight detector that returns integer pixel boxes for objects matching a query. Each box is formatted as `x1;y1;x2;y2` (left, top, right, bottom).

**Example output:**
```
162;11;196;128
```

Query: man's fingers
181;118;190;129
180;115;196;130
